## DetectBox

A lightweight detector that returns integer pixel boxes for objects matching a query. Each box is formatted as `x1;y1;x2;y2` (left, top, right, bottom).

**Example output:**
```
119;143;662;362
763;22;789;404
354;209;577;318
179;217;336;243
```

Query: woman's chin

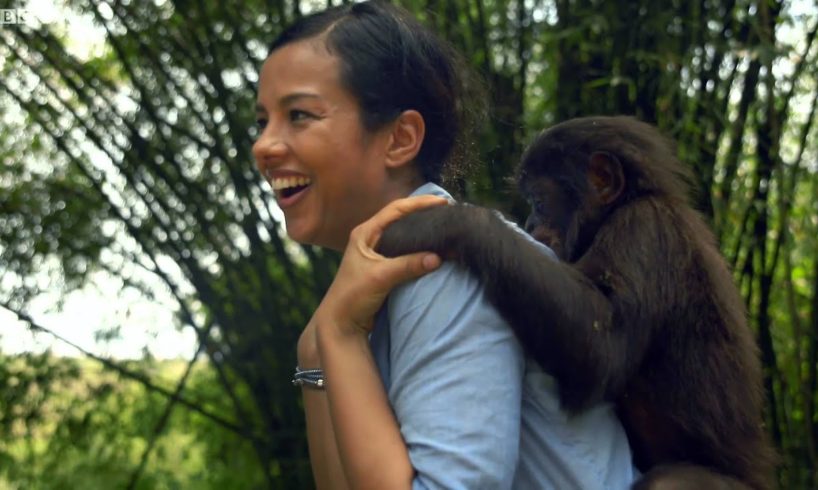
284;222;313;245
285;225;335;249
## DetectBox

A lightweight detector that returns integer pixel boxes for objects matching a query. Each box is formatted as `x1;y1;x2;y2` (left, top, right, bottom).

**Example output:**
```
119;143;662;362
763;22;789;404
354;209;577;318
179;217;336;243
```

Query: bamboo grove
0;0;816;488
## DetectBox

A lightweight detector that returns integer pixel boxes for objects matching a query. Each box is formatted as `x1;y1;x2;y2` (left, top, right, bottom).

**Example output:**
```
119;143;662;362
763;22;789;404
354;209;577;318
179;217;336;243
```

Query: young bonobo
377;116;775;489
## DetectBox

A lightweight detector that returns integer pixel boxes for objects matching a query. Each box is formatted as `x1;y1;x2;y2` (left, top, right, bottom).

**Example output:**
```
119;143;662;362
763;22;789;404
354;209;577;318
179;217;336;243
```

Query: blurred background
0;0;816;488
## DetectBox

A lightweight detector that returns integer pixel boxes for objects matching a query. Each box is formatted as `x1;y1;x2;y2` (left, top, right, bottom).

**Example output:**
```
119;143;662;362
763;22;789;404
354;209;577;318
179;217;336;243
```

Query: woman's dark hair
269;0;484;184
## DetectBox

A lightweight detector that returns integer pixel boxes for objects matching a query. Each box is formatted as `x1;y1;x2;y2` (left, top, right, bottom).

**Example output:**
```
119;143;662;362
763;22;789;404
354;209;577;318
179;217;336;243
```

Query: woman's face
253;39;395;250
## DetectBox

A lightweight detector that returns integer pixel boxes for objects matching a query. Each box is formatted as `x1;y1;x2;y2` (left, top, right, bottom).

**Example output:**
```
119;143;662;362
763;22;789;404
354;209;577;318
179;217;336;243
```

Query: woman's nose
252;128;288;170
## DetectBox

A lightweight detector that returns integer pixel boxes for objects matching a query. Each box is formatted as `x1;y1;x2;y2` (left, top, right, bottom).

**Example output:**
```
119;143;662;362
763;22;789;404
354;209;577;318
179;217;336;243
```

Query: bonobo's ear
587;151;625;205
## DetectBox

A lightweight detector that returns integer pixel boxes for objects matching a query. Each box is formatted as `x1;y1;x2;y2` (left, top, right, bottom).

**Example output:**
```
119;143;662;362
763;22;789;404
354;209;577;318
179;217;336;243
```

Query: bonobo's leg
633;465;751;490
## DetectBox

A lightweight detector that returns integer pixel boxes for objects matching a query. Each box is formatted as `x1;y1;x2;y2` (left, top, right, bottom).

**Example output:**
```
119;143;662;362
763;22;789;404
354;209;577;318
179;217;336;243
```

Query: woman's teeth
271;176;312;191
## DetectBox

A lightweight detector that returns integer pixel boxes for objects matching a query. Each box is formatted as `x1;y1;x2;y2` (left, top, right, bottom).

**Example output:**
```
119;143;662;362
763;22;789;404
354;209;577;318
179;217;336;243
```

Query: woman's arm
317;319;414;490
298;196;447;489
301;319;414;490
297;324;349;490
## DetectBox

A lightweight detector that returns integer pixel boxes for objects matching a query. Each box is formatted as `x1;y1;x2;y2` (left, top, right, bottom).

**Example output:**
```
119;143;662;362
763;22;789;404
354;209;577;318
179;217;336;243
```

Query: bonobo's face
521;174;581;261
519;139;625;263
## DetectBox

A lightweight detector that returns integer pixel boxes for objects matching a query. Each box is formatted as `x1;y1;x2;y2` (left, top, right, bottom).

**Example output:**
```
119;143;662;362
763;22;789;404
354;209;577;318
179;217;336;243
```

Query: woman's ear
385;110;425;168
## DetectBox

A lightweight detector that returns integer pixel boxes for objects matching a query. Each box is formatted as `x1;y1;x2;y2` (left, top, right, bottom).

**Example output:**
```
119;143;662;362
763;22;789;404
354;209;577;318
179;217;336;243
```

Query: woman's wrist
315;314;370;349
315;317;372;374
297;319;321;368
299;314;369;367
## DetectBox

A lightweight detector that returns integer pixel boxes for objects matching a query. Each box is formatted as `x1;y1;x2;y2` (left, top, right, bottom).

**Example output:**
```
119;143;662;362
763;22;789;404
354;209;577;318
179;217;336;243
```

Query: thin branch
126;343;205;490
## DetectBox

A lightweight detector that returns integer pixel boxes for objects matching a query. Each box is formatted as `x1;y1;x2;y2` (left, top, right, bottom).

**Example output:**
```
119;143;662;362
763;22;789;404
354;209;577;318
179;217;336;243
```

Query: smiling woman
253;37;408;249
252;1;637;489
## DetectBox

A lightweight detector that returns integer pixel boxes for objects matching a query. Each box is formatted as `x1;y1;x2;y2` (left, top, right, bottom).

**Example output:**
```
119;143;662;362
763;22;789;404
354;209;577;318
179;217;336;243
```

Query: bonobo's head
517;116;692;262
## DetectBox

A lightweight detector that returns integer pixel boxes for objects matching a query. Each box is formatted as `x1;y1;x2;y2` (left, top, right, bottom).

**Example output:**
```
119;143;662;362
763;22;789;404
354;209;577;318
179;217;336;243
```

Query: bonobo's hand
377;203;480;259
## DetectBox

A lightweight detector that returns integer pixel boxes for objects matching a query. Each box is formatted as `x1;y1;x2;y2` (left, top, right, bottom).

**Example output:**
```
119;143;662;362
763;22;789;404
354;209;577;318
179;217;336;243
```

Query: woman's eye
289;109;314;123
256;118;267;130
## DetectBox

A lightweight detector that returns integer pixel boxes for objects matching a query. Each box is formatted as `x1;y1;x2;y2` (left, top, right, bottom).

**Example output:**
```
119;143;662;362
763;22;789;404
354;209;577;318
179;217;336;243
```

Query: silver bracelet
293;367;324;389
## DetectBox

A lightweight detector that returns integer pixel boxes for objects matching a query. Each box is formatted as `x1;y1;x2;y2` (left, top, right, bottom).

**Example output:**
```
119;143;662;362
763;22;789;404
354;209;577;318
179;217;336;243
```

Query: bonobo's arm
377;204;649;411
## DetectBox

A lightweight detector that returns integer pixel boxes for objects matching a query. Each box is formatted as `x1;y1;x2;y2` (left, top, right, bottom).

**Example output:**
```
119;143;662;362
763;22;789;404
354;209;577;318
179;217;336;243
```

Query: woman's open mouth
272;176;312;208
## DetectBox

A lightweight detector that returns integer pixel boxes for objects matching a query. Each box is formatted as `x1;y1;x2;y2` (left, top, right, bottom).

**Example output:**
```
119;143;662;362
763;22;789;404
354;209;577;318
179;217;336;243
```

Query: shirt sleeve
384;263;525;490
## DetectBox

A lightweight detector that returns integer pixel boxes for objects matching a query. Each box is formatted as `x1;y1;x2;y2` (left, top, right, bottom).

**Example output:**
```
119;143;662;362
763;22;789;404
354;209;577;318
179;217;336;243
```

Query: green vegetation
0;0;816;487
0;353;265;489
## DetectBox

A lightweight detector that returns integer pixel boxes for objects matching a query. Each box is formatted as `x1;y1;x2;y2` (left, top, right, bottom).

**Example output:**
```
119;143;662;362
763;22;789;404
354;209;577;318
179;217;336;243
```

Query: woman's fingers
317;248;442;336
320;196;448;336
374;252;442;290
314;203;443;335
345;195;448;288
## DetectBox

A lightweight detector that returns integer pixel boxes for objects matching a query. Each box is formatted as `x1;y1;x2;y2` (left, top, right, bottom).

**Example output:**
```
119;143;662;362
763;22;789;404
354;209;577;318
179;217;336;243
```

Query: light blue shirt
370;183;638;489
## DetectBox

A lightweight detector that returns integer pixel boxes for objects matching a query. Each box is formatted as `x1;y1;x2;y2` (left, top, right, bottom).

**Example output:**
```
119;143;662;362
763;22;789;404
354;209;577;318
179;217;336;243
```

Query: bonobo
377;116;775;489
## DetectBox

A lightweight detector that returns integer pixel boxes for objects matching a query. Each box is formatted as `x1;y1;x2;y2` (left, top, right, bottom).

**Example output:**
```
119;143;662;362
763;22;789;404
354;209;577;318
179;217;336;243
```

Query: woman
253;1;637;488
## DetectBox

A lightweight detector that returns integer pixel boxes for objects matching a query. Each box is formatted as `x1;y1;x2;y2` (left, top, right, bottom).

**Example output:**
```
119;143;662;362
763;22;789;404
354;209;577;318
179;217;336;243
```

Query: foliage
0;353;264;489
0;0;816;488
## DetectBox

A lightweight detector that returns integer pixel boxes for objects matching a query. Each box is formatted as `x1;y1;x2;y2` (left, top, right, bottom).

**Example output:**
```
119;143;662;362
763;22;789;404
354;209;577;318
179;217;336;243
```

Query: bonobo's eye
528;196;550;217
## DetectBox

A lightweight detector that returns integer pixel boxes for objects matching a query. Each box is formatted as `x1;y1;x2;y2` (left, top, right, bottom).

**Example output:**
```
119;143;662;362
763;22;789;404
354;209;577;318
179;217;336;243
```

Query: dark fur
378;117;775;489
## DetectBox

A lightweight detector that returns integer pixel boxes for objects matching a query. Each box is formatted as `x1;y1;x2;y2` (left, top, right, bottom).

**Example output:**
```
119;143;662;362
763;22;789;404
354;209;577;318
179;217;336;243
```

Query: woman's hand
316;195;449;337
298;195;448;366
